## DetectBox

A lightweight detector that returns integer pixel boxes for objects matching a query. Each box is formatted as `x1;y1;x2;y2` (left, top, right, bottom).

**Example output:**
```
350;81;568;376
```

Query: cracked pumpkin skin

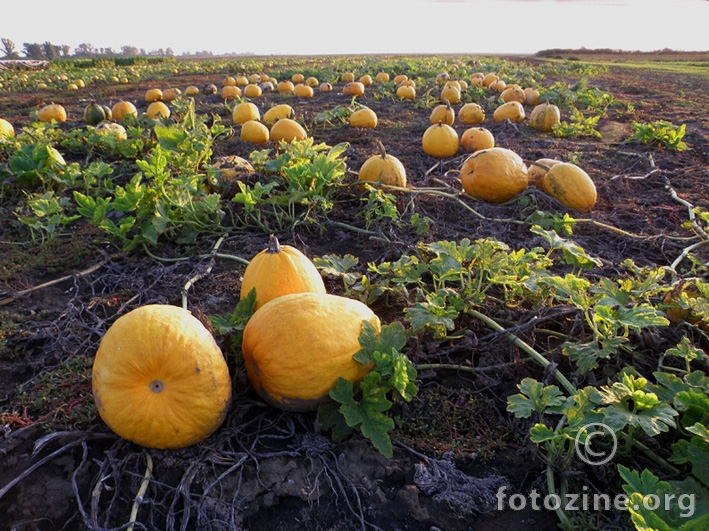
241;292;381;412
92;304;231;449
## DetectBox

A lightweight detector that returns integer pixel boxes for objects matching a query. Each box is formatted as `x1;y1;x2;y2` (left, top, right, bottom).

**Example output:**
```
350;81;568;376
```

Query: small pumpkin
162;88;181;102
145;88;163;102
185;86;200;96
83;102;107;126
422;121;459;158
528;102;561;133
244;84;262;98
460;127;495;153
524;87;541;106
342;81;365;97
37;103;67;123
541;162;597;212
375;72;390;83
0;117;14;139
241;292;381;412
221;85;242;100
291;73;305;83
95;122;127;140
440;83;461;105
270;118;307;143
349;107;378;129
459;147;529;204
293;83;314;98
277;80;295;93
319;82;333;92
396;85;416;100
359;74;373;86
240;234;326;310
240;120;270;144
341;72;356;83
146;101;170;119
489;79;507;93
493;101;525;123
207;155;255;193
263;104;295;126
232;101;260;124
111;101;138;121
500;86;526;104
358;141;407;189
92;304;231;449
305;76;319;87
527;158;562;188
429;100;455;126
458;102;485;125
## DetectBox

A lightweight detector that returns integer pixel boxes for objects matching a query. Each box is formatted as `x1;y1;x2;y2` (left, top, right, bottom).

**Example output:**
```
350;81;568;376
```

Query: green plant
318;320;417;457
628;120;688;151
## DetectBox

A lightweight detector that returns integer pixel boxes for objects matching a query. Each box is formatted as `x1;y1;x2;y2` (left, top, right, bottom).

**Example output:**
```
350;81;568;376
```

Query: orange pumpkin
358;141;407;189
422;121;459;158
241;292;380;412
240;234;326;310
459;147;529;203
92;304;231;449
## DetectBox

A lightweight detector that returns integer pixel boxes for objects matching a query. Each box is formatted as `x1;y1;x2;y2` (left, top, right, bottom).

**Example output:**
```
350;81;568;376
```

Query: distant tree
121;45;139;56
23;43;45;59
165;47;174;57
75;43;96;57
42;41;61;60
1;38;20;58
60;45;71;57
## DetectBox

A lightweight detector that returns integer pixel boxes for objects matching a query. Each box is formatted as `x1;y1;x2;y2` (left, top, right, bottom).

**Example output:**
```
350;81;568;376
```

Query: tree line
1;38;179;60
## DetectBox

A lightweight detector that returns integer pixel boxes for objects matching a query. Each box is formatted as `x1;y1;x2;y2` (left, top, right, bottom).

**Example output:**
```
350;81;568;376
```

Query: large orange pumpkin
241;292;381;412
529;102;561;133
459;147;529;203
91;304;231;449
270;118;307;142
240;234;326;309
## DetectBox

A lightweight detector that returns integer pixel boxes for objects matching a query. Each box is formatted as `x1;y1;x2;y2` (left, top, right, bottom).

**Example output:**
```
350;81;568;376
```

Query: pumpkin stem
376;140;388;159
526;159;552;172
267;234;283;253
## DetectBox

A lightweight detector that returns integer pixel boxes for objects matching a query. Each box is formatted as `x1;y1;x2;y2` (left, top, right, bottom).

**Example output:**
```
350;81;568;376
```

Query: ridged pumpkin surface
529;102;561;132
358;143;407;188
541;162;597;212
422;122;459;158
241;293;381;411
240;235;326;309
92;304;231;449
459;147;529;203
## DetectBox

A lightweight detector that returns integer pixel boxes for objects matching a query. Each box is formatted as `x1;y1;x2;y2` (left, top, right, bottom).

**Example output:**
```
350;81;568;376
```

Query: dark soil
1;55;708;531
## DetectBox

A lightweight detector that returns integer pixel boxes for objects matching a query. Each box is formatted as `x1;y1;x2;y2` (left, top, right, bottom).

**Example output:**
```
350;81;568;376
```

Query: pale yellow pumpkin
458;103;485;125
527;158;562;188
358;142;407;189
145;88;163;102
493;101;525;123
92;304;231;449
422;121;459;158
232;101;260;124
146;101;170;119
293;83;314;98
430;100;455;126
240;120;270;144
270;118;307;142
0;118;14;139
241;292;380;412
349;107;378;129
263;104;295;126
37;103;67;123
529;102;561;133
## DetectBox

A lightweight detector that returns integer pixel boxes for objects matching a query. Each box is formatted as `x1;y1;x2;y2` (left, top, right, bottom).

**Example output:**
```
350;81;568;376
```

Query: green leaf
529;423;558;444
506;378;565;418
354;320;407;365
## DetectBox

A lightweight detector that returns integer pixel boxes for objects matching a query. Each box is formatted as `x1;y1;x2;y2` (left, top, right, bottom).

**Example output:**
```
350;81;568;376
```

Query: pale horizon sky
2;0;708;57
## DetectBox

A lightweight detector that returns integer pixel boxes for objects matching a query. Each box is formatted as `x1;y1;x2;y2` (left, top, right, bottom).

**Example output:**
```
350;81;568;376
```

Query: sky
1;0;708;57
